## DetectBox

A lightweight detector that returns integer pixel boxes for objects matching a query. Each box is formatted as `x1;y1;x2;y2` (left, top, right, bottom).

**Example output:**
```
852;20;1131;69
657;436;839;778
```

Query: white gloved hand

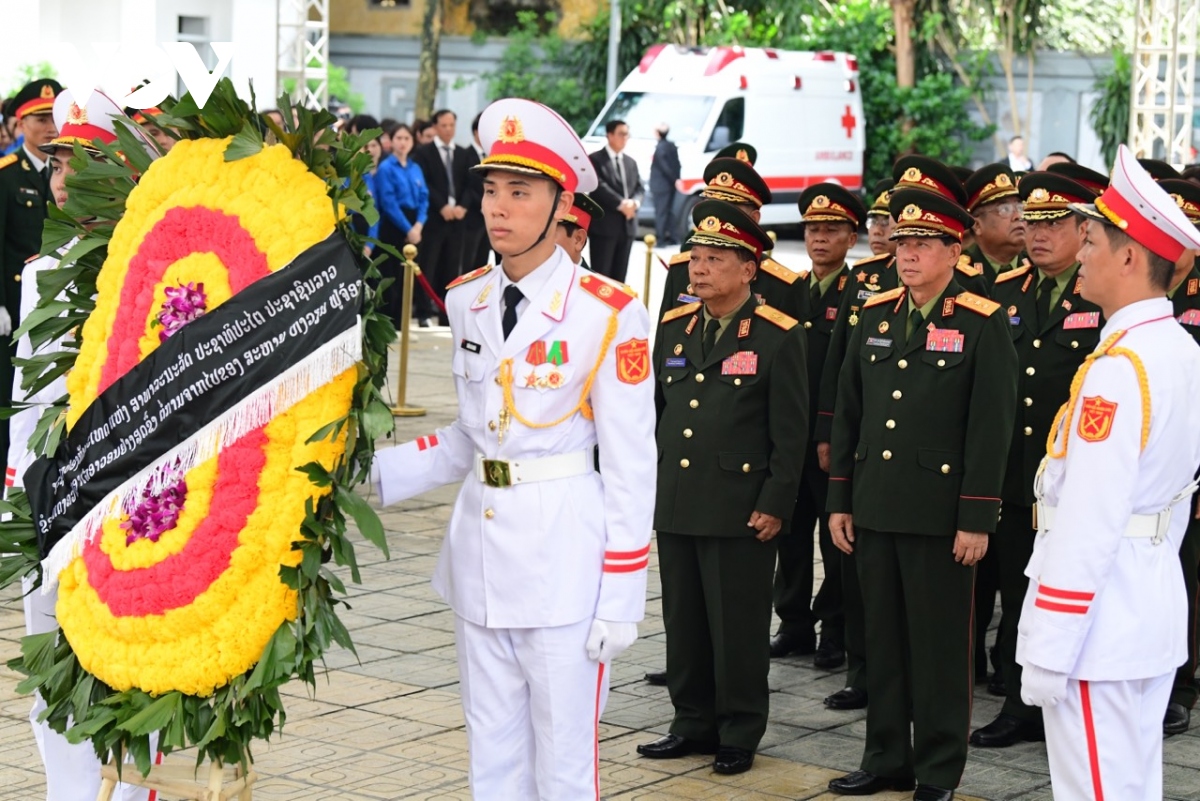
0;307;11;337
585;619;638;663
1021;663;1070;708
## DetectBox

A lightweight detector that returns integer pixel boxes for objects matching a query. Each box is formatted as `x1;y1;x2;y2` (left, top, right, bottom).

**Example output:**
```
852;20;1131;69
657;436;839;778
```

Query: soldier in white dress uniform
1017;145;1200;801
373;98;657;800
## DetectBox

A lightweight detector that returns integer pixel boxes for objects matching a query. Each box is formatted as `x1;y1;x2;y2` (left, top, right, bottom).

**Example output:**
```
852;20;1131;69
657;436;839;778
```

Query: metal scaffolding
1129;0;1199;166
277;0;330;109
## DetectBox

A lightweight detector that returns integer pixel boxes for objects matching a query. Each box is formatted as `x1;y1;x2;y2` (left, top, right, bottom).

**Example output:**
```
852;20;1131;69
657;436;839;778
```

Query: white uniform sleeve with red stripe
588;302;657;623
1019;356;1139;674
375;423;475;507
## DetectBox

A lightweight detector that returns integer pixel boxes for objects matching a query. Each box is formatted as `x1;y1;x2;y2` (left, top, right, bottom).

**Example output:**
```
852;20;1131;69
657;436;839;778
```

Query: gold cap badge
736;148;750;163
67;102;88;126
900;204;923;221
498;115;524;144
699;216;721;232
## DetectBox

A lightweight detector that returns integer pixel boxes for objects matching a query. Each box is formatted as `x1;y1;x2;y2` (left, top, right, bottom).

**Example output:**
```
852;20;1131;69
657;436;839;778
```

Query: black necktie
1036;276;1055;328
906;309;924;346
701;317;720;359
614;154;627;197
809;281;822;310
502;285;523;340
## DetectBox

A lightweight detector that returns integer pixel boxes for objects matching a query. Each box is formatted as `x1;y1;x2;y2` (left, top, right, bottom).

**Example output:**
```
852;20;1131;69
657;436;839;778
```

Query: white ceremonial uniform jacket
1017;297;1200;680
376;246;657;629
6;250;70;491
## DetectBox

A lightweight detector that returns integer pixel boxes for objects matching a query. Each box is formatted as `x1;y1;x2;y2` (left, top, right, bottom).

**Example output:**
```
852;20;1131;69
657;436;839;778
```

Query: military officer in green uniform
826;189;1018;801
637;199;807;775
969;171;1103;749
962;162;1028;289
865;179;897;257
0;78;60;473
771;184;865;668
1159;177;1200;736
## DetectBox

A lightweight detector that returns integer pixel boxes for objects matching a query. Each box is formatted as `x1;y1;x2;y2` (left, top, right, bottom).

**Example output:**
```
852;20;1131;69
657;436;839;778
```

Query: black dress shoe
1165;702;1191;736
824;687;868;710
828;770;915;795
814;638;846;670
913;785;954;801
636;733;718;759
986;674;1006;696
769;630;816;658
712;746;754;775
969;713;1045;747
644;670;667;686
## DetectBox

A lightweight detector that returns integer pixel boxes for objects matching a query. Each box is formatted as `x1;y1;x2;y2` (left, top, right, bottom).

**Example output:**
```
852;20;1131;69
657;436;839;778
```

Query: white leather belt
1034;477;1200;546
474;450;593;488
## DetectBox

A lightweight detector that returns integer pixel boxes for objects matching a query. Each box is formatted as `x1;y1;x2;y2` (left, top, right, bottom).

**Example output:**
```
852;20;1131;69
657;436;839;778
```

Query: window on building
176;16;216;101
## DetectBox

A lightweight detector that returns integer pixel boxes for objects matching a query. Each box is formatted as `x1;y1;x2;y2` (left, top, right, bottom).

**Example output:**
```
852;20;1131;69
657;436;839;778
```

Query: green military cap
798;183;866;226
712;141;757;165
889;187;975;241
700;156;772;207
687;199;773;260
1019;171;1097;221
1159;179;1200;228
560;192;604;231
8;78;62;119
868;178;894;217
964;162;1020;213
892;155;969;207
1047;162;1108;195
1137;158;1180;181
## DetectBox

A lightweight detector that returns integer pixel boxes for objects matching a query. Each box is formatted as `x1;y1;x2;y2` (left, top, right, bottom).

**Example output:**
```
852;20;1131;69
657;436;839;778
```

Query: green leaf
118;693;179;736
225;120;265;162
334;485;388;558
361;398;395;440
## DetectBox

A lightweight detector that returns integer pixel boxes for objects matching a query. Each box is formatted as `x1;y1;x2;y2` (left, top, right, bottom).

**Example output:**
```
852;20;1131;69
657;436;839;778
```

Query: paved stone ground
3;240;1200;799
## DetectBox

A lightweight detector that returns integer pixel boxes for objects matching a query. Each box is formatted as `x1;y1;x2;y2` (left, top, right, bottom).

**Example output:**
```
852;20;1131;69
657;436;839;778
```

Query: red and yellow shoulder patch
955;292;1001;316
995;263;1033;285
864;286;905;309
1078;396;1117;442
662;301;701;324
759;258;801;285
447;264;492;290
616;338;650;384
580;273;637;311
0;153;17;171
754;303;798;330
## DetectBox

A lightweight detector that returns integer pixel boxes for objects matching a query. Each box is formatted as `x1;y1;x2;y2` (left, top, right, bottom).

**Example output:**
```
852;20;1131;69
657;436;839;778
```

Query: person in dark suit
412;109;472;325
459;111;490;273
0;78;60;476
650;123;681;245
588;119;643;282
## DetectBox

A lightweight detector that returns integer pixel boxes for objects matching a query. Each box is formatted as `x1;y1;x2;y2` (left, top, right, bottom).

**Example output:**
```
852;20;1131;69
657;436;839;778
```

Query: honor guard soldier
826;188;1018;801
373;98;657;799
963;163;1028;290
555;191;603;269
771;184;864;669
969;171;1102;750
0;78;60;476
1016;145;1200;801
1153;177;1200;737
637;199;807;776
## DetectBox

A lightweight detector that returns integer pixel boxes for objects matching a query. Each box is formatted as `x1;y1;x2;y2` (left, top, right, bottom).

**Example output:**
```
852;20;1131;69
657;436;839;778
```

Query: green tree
4;62;57;98
284;63;364;113
1089;49;1131;168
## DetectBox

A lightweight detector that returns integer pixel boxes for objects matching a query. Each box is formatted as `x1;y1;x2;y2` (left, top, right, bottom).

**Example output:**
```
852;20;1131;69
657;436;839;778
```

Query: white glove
0;307;11;337
585;619;638;663
1021;663;1070;708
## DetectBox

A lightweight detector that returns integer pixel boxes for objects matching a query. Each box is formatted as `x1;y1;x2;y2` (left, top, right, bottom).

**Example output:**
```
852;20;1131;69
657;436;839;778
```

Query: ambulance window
705;98;744;152
589;93;714;143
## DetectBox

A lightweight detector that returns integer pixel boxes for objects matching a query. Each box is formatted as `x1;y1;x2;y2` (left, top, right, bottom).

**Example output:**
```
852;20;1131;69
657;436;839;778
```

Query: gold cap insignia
903;167;922;183
736;148;750;163
67;102;88;126
900;204;923;221
498;115;524;144
40;85;55;99
1174;194;1186;208
996;173;1013;188
1030;187;1050;203
715;171;734;187
877;191;891;205
812;194;830;208
699;216;721;232
878;321;890;333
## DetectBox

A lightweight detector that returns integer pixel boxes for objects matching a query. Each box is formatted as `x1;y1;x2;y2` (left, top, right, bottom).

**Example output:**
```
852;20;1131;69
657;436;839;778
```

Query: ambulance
583;45;865;236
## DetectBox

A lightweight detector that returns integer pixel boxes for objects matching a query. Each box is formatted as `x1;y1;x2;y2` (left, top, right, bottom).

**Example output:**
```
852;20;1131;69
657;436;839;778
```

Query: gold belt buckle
482;459;512;488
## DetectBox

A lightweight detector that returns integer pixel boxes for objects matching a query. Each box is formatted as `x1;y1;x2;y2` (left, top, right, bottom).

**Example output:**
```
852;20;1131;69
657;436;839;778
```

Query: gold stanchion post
392;244;427;418
642;233;656;309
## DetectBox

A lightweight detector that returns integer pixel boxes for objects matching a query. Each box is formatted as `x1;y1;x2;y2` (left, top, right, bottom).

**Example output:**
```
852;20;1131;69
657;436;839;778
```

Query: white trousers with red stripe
24;578;154;801
454;615;609;800
1044;673;1172;801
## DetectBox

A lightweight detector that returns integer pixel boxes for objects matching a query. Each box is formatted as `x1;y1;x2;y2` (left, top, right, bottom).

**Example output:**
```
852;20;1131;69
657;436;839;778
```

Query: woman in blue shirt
374;123;429;325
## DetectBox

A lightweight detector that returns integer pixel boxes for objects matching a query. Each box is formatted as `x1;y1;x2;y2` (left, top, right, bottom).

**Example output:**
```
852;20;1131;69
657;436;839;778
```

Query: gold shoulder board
994;264;1033;285
754;303;798;330
956;291;1002;316
851;252;892;269
0;153;17;171
956;255;984;277
759;258;801;285
864;286;905;308
662;301;702;323
447;264;492;290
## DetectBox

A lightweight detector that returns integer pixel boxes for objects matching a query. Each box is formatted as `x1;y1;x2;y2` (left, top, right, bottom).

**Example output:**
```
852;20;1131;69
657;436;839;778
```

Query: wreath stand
96;758;256;800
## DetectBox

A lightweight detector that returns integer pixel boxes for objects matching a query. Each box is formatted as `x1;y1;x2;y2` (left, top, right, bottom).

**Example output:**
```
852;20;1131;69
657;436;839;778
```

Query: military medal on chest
523;340;572;391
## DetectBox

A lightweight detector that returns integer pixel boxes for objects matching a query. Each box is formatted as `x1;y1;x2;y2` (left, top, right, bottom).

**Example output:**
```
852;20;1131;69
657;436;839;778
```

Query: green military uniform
653;201;808;754
659;253;806;320
827;189;1018;791
961;241;1028;291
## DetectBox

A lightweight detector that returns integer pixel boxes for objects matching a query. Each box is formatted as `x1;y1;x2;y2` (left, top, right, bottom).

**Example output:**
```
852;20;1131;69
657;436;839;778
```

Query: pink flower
156;282;208;342
121;462;188;545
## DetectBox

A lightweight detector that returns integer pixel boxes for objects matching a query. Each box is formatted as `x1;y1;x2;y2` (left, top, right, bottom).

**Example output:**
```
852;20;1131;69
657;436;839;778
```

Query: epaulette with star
759;258;801;285
669;251;690;266
662;301;701;323
864;286;905;308
956;291;1002;316
851;252;893;269
580;273;636;311
754;304;798;330
0;153;17;171
956;255;984;277
446;264;492;290
995;263;1033;285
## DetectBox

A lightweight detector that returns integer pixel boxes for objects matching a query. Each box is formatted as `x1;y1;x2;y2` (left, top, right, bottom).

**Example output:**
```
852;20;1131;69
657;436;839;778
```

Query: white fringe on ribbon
41;321;363;590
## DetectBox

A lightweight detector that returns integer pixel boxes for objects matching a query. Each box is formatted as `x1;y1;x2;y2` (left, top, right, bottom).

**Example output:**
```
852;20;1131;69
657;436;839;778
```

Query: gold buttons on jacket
804;321;813;329
690;399;699;409
488;420;497;431
1024;397;1032;407
733;378;742;386
683;428;693;438
494;376;502;385
870;354;876;362
1033;339;1041;348
941;464;951;474
680;458;690;468
882;450;893;460
1071;340;1079;349
13;274;20;282
666;376;673;384
1026;366;1036;376
695;373;705;383
484;509;495;519
24;200;32;208
885;419;895;429
1024;426;1033;435
892;390;902;400
898;359;908;369
936;359;946;367
742;463;751;472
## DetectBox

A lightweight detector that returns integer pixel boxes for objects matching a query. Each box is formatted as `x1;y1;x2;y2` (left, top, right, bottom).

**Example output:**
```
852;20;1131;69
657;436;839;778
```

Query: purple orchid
156;282;207;342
